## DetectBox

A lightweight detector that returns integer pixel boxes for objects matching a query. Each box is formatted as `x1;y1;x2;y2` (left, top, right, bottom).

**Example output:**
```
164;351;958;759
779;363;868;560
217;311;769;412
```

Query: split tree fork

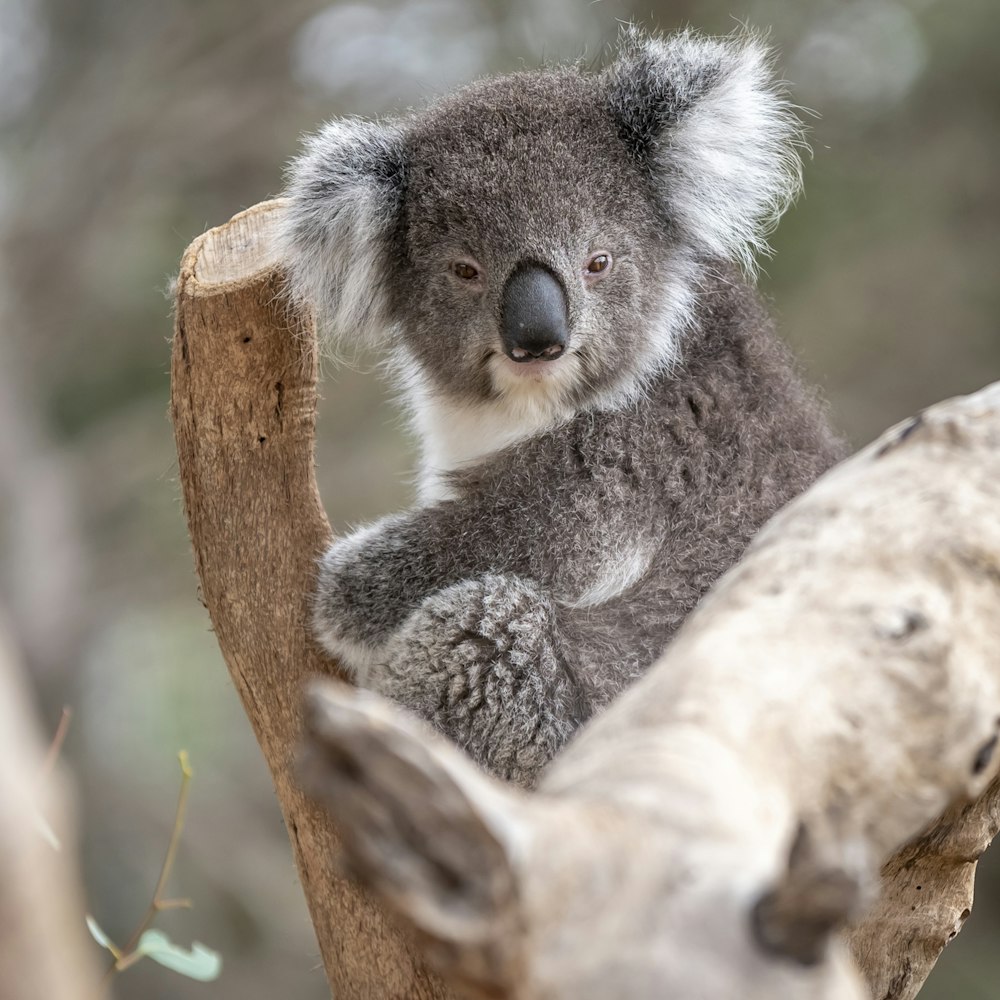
172;200;1000;1000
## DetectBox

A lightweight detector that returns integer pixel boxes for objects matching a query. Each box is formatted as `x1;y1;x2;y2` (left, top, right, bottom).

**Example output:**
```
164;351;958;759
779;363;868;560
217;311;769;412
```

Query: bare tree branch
849;775;1000;1000
170;200;450;998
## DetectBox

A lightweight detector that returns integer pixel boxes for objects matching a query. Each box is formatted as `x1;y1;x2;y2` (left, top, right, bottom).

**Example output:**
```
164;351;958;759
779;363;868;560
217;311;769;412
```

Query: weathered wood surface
303;382;1000;1000
849;773;1000;999
171;200;449;999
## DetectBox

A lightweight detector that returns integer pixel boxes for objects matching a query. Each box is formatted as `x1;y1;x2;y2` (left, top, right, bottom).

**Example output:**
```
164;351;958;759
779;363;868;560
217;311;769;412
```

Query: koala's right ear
278;119;407;348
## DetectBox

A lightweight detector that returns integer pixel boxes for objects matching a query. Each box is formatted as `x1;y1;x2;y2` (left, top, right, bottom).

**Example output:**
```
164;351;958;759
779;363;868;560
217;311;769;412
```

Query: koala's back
448;269;844;709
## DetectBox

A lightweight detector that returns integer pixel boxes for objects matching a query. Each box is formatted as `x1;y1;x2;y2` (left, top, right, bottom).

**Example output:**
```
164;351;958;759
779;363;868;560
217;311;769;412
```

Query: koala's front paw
372;574;586;786
311;517;406;678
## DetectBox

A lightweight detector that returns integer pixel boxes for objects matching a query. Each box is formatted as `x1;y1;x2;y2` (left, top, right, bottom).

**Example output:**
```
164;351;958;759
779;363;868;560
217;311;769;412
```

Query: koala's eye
585;253;612;277
452;261;480;281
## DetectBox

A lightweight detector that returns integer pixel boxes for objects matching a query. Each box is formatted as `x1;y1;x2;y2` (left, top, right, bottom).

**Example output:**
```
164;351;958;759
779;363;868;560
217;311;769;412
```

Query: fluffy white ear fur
609;29;806;275
277;118;405;347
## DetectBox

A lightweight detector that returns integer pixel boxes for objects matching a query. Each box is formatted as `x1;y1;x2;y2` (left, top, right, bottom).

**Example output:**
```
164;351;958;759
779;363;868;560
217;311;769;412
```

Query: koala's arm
314;499;599;783
313;414;671;677
313;500;513;674
312;467;646;674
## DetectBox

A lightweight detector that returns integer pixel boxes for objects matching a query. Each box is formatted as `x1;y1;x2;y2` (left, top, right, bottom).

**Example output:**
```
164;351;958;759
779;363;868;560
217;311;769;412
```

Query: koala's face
393;71;682;409
281;29;803;415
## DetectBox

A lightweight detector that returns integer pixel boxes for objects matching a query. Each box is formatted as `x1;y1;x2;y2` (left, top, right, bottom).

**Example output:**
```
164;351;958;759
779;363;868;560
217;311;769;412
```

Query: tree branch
171;200;449;999
849;775;1000;999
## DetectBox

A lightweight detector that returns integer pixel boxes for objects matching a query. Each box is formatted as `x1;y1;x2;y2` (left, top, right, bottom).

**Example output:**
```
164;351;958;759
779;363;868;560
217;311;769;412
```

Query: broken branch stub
171;200;449;999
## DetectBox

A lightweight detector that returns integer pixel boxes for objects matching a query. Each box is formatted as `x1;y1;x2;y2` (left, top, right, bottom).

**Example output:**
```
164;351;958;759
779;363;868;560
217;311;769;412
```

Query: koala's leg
370;573;587;787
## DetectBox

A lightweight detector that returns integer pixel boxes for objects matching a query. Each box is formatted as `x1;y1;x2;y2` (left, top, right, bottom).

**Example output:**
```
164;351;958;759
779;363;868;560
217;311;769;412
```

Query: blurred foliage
0;0;996;996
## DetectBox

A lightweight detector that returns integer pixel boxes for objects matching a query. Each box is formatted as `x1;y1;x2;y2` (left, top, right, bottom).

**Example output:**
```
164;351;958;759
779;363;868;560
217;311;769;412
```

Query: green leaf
85;915;116;952
136;929;222;982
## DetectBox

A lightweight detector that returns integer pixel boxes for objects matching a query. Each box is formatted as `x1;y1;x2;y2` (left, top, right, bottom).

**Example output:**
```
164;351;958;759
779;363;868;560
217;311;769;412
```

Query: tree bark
0;615;100;1000
171;200;449;999
848;775;1000;999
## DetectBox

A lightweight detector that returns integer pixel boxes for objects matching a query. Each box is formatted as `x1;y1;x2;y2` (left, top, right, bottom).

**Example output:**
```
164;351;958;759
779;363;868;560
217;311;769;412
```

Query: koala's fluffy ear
299;681;527;996
603;28;805;274
278;119;406;347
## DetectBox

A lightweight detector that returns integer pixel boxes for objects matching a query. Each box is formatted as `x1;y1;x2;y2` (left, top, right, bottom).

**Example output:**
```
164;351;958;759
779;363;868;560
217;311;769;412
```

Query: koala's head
279;29;803;416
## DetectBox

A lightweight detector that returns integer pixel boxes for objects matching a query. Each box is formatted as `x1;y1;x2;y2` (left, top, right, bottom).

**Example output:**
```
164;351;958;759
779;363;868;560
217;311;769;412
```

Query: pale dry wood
0;616;101;1000
171;200;449;999
848;776;1000;1000
302;382;1000;1000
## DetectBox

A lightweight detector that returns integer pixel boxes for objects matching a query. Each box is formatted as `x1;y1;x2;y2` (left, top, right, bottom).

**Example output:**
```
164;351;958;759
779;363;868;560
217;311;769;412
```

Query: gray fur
282;29;844;787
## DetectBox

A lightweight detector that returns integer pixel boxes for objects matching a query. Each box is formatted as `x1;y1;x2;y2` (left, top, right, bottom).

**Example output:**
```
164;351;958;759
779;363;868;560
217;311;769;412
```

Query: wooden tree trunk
171;200;449;999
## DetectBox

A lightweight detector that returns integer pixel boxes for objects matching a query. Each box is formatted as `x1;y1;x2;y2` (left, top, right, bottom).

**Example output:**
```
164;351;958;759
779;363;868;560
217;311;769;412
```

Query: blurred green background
0;0;997;996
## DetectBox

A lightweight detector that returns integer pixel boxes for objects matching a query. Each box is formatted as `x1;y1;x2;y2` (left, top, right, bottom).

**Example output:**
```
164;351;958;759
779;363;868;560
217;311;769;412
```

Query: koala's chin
488;350;582;411
281;27;845;786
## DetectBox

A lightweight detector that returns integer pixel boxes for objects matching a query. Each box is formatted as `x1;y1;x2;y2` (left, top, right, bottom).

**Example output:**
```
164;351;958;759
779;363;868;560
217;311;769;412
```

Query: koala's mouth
500;355;565;380
487;348;581;402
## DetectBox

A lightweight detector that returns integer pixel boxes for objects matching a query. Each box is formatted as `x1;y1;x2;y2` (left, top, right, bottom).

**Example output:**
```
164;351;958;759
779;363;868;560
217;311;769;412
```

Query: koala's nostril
501;263;569;363
510;342;565;362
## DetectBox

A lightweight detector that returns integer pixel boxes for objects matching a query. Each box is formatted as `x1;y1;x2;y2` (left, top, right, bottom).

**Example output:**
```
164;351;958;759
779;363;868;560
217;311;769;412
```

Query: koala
279;29;845;787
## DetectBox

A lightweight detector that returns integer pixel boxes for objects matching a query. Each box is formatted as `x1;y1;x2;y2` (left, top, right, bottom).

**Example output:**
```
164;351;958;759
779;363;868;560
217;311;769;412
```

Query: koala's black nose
501;263;568;362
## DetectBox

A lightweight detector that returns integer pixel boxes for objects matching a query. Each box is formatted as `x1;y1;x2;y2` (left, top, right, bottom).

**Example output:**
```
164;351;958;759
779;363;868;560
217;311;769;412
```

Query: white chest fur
399;353;578;503
413;393;573;502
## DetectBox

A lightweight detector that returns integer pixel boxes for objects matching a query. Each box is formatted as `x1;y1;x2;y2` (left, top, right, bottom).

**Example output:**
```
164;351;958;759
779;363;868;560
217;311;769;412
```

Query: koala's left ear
277;118;408;348
603;28;805;274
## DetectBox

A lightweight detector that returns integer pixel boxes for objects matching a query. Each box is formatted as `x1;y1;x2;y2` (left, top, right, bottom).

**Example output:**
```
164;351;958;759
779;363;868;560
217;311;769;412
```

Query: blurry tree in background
0;0;996;997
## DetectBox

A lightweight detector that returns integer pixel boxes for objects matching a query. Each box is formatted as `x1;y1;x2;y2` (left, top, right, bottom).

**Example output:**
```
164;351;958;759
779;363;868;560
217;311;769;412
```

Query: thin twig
145;750;194;919
101;751;194;985
155;898;193;912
